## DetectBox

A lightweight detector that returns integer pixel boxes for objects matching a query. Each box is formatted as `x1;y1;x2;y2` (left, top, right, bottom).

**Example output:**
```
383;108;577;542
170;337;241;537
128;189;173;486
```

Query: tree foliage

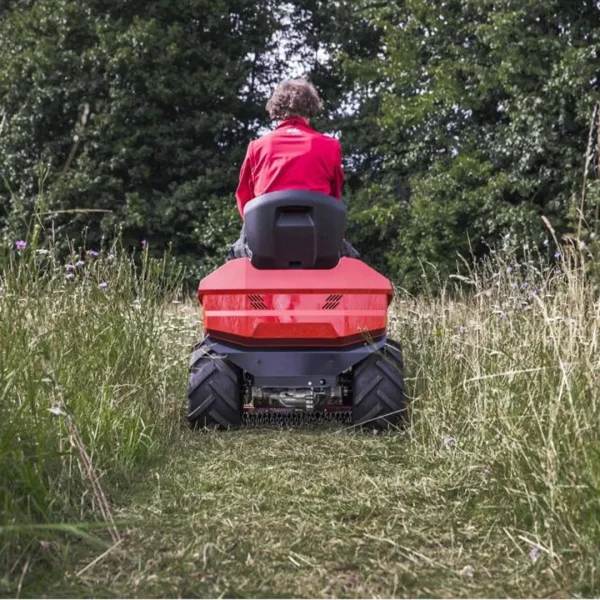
0;0;283;277
1;0;599;288
358;0;600;287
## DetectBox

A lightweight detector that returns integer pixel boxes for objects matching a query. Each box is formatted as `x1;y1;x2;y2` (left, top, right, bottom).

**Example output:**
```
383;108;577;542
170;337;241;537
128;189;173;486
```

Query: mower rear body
197;257;392;388
199;257;392;347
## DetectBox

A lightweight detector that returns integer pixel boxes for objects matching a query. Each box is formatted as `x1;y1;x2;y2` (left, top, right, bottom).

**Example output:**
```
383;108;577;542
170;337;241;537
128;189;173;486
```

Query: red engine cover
197;258;393;347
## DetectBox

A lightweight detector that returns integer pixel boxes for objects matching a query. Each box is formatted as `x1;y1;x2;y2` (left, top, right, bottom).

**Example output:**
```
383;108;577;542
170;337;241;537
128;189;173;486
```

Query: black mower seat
243;190;346;270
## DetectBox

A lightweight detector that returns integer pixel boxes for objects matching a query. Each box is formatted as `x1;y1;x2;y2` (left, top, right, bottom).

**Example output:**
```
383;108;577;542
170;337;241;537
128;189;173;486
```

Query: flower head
86;249;99;258
49;405;67;417
141;239;148;247
459;565;475;578
554;251;561;259
65;264;75;271
98;281;108;290
65;273;75;280
443;435;456;450
75;260;85;268
15;240;27;251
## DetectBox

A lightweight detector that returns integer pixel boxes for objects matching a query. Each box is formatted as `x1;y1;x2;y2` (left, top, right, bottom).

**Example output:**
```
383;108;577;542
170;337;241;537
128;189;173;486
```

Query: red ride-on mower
188;191;407;428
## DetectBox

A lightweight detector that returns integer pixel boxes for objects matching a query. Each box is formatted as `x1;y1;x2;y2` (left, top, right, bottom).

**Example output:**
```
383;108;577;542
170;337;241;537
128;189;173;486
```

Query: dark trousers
227;225;360;260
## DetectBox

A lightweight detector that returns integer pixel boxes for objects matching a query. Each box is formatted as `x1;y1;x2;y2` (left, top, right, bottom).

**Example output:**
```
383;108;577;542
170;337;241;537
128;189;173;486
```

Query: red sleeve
235;142;255;218
331;140;344;200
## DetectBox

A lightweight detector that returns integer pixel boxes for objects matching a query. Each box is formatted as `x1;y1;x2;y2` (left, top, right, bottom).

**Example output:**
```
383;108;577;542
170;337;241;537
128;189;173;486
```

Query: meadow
0;235;598;597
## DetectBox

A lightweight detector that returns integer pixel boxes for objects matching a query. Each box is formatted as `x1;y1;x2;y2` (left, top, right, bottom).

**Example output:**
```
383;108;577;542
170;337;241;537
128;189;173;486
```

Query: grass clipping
1;238;599;597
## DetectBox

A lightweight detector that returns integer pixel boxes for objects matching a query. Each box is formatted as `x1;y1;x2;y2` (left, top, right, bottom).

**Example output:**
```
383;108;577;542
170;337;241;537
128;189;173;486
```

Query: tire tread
188;344;242;429
352;339;407;429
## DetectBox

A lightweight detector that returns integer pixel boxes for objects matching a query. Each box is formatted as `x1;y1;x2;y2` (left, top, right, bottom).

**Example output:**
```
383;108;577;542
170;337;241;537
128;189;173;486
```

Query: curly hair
266;79;323;120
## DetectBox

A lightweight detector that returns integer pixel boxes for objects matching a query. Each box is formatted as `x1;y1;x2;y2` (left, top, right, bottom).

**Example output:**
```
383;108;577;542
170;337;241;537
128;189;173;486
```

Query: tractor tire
188;345;242;429
351;339;408;429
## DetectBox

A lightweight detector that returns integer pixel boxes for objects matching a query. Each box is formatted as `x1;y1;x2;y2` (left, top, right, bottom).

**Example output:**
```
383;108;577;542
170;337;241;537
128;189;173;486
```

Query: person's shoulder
314;130;340;143
314;131;342;152
252;129;278;148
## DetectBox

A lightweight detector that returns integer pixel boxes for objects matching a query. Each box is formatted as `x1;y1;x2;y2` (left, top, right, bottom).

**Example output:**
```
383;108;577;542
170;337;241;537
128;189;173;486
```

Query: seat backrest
244;190;346;269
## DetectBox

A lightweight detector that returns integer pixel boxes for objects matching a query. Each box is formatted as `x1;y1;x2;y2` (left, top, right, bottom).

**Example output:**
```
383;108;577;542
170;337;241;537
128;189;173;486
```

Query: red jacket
235;118;344;217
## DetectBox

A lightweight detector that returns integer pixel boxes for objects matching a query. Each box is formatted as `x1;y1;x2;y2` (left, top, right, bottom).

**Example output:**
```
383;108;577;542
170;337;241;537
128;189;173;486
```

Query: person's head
266;79;323;122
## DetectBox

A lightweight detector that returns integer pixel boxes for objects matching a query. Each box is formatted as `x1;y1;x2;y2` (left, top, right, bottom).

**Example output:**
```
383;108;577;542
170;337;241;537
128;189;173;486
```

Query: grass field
1;239;599;598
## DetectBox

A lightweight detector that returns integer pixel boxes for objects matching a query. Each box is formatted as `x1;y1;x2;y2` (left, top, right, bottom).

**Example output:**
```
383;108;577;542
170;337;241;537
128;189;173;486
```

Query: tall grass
395;238;600;590
0;241;194;579
1;233;599;595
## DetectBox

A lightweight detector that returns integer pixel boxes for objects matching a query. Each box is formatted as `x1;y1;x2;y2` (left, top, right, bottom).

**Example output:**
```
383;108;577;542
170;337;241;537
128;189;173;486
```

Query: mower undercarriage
188;337;407;429
242;407;353;427
243;383;352;425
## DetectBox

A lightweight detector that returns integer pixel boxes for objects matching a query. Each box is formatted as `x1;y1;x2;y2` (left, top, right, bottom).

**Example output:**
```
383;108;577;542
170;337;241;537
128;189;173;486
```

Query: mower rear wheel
351;339;407;429
188;345;243;429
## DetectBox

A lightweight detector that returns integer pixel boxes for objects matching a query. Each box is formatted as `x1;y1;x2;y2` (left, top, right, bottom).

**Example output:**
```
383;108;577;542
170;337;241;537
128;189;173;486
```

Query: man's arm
331;140;344;200
235;142;254;218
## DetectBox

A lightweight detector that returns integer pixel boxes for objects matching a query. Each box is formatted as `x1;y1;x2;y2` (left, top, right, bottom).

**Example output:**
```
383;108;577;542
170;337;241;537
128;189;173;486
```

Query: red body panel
198;258;393;347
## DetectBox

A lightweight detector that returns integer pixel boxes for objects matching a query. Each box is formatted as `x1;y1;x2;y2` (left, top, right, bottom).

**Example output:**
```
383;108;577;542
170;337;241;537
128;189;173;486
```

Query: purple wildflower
98;281;108;290
529;545;541;563
65;273;74;280
459;326;467;334
521;282;529;289
460;565;475;578
543;239;549;247
86;249;99;258
141;239;148;247
443;435;456;450
75;260;85;268
65;264;75;271
554;251;561;259
15;240;27;251
510;282;518;289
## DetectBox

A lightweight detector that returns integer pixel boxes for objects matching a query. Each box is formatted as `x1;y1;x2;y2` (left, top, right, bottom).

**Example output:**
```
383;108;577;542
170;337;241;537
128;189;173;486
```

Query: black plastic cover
244;190;346;269
205;336;386;388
